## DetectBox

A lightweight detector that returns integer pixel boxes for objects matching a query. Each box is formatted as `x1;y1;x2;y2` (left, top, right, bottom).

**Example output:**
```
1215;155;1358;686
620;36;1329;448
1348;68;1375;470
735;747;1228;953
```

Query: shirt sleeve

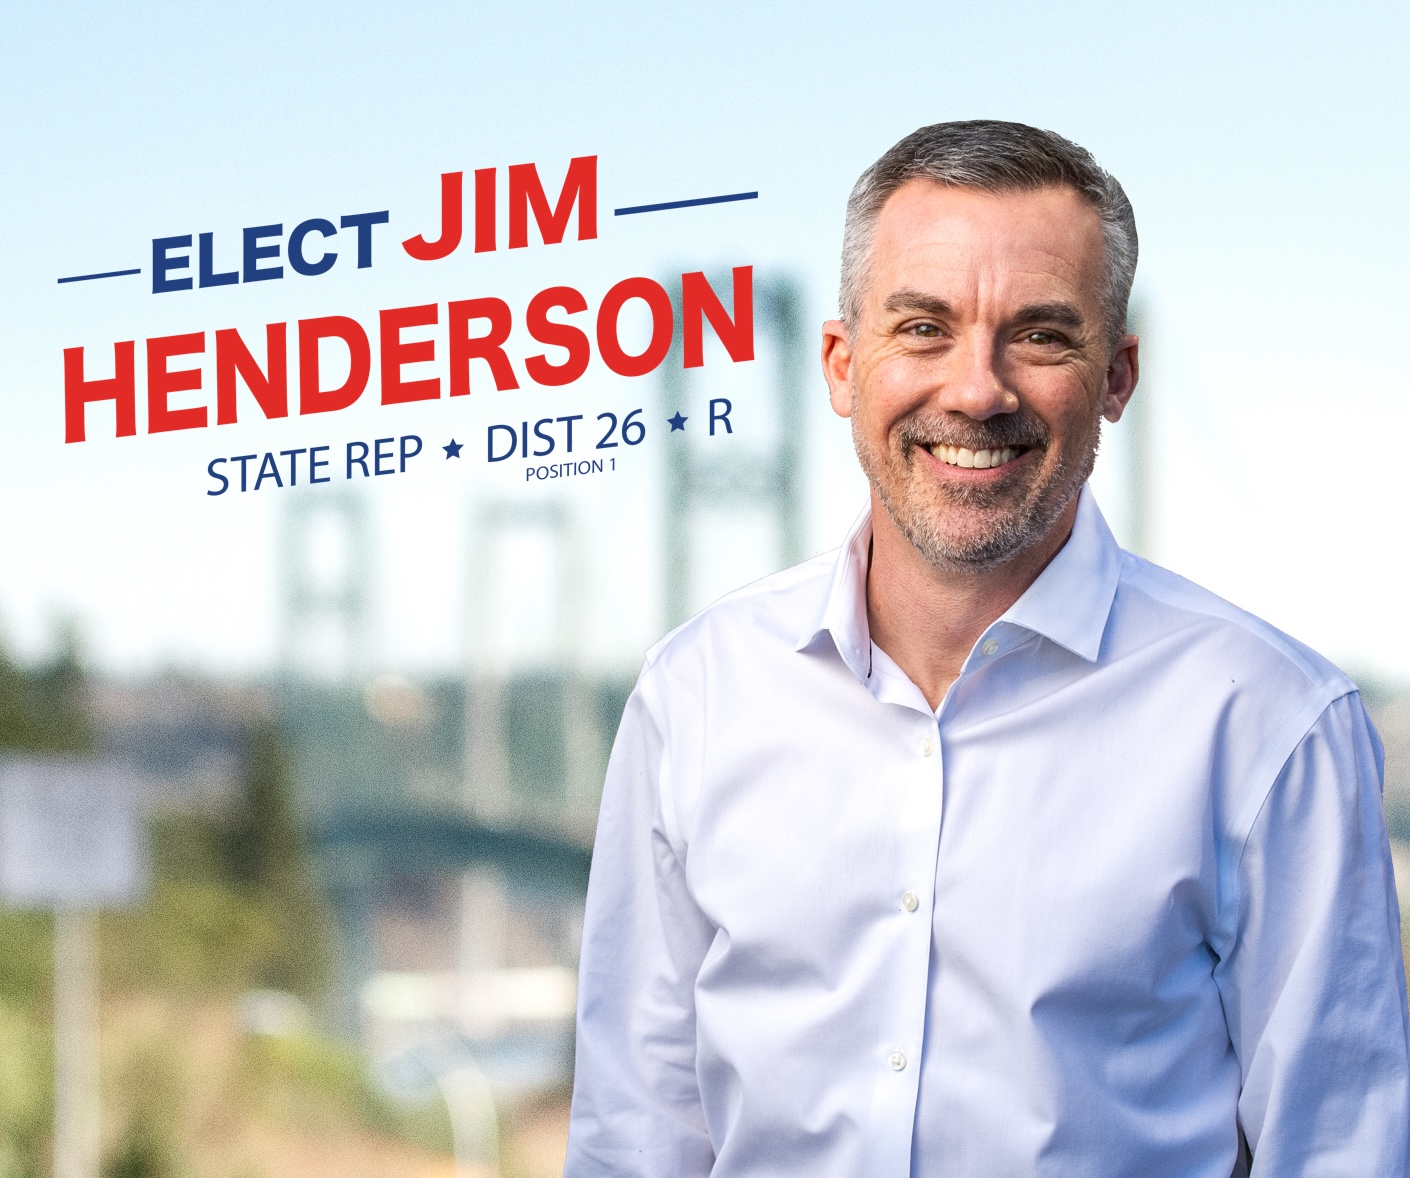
1215;691;1410;1174
564;671;718;1178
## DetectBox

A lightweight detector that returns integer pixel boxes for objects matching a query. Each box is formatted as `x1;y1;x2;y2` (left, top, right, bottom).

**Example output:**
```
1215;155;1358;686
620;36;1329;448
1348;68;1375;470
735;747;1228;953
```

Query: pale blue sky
1;1;1407;680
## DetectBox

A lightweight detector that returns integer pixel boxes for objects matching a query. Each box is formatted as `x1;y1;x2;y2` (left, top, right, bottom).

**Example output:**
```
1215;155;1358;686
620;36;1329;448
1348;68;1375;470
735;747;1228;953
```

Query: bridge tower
278;493;373;682
661;273;807;627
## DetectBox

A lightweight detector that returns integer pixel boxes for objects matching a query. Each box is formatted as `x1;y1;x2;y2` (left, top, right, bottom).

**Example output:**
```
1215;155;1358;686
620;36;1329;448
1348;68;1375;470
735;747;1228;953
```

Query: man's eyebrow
1011;302;1086;330
881;293;1088;332
883;290;954;317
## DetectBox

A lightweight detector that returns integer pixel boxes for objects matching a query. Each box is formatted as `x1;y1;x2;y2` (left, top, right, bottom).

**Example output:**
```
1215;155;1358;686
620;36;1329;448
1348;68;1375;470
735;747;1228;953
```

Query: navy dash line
57;267;142;285
614;191;758;216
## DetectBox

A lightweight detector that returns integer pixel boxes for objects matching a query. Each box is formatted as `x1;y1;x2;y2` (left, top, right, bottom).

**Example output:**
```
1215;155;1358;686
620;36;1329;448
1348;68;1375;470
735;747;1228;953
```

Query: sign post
0;759;147;1178
53;908;100;1178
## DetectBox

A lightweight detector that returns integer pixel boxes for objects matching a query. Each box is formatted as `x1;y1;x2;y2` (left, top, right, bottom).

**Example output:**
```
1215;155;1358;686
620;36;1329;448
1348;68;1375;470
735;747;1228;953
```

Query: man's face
823;181;1137;569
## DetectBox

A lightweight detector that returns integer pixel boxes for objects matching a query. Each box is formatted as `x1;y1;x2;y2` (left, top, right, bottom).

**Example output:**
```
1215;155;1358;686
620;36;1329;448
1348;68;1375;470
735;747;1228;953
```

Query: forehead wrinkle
877;247;1094;308
867;195;1105;317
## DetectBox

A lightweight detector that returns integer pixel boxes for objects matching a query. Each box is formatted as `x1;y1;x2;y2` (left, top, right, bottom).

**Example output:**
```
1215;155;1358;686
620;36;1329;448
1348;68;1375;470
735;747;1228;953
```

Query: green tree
0;629;93;755
227;721;333;1000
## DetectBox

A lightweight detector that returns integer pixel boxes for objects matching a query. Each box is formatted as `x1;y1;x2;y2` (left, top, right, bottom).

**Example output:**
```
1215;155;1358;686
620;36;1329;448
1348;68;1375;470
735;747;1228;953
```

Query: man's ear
1101;334;1140;423
821;319;854;418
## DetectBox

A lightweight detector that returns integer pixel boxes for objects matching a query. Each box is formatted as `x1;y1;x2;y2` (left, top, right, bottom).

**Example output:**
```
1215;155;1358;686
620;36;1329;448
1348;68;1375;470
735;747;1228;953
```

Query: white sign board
0;759;146;908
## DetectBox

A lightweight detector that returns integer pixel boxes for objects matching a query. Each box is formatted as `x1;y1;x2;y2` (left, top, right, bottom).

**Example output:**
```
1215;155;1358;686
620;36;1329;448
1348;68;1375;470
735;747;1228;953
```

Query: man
564;121;1410;1176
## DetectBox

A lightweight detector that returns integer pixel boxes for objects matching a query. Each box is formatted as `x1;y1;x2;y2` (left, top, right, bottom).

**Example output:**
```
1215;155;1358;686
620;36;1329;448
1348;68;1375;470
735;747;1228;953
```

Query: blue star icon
668;412;688;432
443;438;463;458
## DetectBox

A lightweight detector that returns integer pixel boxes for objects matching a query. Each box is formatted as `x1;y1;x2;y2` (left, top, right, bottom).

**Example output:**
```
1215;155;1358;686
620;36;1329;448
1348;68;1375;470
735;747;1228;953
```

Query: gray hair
840;120;1138;350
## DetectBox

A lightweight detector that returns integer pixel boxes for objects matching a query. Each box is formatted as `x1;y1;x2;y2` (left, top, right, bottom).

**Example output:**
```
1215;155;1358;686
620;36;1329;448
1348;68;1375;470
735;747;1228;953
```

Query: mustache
894;410;1050;453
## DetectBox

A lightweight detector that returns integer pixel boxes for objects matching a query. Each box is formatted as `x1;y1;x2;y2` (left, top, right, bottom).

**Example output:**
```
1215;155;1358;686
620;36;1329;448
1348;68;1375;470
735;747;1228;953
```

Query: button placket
867;712;942;1164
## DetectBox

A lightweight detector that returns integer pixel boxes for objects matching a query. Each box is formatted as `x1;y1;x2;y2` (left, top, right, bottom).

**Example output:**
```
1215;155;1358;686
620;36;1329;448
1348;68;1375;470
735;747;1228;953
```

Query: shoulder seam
1213;685;1361;961
1118;553;1353;695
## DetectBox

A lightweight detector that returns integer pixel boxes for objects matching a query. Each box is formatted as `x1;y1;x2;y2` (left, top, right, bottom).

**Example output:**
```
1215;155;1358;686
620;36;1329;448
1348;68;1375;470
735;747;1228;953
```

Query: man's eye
912;323;940;337
1025;331;1059;345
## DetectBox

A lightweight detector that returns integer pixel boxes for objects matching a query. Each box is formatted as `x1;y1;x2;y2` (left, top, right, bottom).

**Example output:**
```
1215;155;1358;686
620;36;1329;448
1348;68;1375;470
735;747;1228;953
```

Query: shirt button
981;639;1000;656
920;737;935;756
888;1051;907;1071
902;891;919;912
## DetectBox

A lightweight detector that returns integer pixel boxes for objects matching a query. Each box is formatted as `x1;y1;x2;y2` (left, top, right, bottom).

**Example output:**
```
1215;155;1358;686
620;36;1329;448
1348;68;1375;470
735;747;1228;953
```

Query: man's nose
935;332;1016;420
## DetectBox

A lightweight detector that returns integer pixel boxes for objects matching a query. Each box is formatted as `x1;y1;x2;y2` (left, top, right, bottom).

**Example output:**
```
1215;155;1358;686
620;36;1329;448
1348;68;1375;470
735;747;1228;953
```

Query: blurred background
1;2;1409;1175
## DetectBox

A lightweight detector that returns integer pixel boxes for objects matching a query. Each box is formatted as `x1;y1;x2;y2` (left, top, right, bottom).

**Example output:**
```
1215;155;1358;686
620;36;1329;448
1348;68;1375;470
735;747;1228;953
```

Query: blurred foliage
102;1045;179;1178
226;724;332;999
0;912;52;1009
0;638;433;1177
0;631;94;756
103;1111;174;1178
243;1032;401;1137
0;1002;51;1178
104;721;333;1002
240;1032;451;1155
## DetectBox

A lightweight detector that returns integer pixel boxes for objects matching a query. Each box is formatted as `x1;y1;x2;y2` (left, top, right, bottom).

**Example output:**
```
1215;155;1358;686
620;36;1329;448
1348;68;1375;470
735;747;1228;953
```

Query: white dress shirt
565;487;1410;1177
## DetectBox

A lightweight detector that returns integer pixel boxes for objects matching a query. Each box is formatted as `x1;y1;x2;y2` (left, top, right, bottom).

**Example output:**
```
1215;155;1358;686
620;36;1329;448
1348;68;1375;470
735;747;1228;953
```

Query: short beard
853;393;1102;572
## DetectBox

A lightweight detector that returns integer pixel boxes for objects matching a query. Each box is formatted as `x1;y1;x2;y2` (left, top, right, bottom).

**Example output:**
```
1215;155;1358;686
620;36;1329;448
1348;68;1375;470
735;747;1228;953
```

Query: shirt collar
794;501;876;682
795;485;1122;677
999;485;1121;663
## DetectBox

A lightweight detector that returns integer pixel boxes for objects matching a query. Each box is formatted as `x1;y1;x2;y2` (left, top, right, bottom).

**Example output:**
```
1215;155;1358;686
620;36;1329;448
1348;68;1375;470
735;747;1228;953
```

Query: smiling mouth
926;444;1028;470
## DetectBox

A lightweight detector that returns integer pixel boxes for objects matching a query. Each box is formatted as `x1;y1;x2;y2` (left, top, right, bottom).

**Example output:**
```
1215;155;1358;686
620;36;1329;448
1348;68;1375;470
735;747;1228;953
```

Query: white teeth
929;444;1020;469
